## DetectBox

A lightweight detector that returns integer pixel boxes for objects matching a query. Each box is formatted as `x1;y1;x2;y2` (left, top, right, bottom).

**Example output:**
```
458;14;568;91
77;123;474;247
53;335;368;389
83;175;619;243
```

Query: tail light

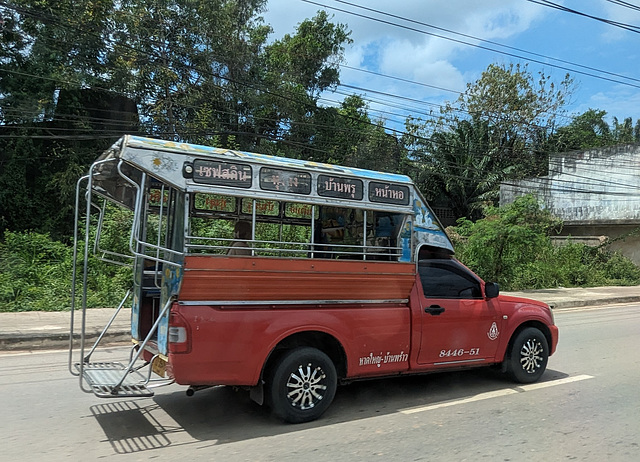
169;310;191;354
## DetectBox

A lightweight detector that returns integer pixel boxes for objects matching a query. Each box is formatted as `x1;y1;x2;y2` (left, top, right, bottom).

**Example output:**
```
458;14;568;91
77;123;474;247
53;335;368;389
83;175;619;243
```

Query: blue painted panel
158;263;183;356
412;198;454;253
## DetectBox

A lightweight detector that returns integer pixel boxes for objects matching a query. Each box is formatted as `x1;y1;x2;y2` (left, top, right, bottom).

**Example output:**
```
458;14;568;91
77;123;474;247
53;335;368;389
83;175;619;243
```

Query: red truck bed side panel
179;256;416;302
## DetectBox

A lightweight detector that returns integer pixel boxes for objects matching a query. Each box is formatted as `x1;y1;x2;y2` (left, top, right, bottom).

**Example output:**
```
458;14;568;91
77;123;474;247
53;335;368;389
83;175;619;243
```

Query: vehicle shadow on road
90;367;569;454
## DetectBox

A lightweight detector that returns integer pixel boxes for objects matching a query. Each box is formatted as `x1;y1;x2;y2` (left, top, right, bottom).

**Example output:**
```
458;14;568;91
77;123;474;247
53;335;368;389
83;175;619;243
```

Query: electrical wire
527;0;640;33
0;0;619;130
604;0;640;13
329;0;640;85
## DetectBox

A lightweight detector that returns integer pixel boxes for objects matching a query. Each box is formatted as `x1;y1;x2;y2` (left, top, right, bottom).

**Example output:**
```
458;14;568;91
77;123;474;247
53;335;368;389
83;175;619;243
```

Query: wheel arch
503;320;553;362
262;330;348;382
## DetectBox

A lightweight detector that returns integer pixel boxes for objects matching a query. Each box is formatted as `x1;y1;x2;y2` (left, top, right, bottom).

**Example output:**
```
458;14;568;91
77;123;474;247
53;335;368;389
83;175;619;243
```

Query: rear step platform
76;362;154;398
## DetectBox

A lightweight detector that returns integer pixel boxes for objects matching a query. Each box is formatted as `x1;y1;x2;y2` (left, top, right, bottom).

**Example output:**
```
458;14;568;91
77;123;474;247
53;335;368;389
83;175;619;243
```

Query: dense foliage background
452;196;640;290
2;1;640;311
2;195;639;312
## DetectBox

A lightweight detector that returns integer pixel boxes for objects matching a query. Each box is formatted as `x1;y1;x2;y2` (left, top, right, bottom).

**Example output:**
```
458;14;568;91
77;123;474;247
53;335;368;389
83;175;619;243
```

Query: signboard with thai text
369;181;410;205
193;193;236;212
260;167;311;194
317;175;363;200
192;159;252;188
242;198;280;216
285;202;316;219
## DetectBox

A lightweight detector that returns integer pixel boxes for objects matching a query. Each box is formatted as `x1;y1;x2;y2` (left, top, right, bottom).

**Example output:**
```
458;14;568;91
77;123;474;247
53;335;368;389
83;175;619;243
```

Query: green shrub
0;230;129;312
600;251;640;285
452;195;640;290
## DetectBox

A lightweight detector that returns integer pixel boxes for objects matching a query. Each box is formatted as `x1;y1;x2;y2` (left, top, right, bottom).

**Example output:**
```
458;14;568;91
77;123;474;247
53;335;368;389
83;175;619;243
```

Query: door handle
425;305;445;315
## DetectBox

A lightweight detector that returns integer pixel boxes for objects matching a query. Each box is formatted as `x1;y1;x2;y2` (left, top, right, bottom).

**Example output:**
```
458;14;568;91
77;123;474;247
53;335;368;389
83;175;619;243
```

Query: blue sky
262;0;640;131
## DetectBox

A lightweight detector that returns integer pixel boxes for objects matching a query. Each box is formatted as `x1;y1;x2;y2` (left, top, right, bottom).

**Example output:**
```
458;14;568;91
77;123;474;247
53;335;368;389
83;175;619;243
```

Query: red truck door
416;259;502;366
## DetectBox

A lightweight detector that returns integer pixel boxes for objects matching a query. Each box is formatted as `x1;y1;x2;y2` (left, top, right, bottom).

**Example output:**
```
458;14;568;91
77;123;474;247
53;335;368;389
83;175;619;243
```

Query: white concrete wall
500;143;640;225
500;143;640;264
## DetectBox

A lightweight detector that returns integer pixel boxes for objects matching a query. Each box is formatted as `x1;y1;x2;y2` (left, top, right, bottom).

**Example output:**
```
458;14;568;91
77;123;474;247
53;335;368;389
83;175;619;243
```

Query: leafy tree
0;1;354;238
107;0;271;142
257;10;352;156
0;1;122;238
611;116;639;144
545;109;640;152
546;109;612;151
456;63;574;175
454;195;562;285
405;116;513;219
405;63;574;219
0;0;113;123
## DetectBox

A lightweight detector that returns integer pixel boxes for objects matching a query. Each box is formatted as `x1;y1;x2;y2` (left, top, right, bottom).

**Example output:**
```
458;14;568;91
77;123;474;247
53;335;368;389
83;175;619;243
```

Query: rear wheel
506;327;549;383
268;347;337;423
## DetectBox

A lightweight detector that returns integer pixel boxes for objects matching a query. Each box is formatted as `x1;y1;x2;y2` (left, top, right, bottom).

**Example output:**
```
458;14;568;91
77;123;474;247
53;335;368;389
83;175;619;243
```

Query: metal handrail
76;158;118;389
116;161;184;267
82;290;132;363
110;298;173;394
184;235;402;259
69;174;89;376
92;199;135;267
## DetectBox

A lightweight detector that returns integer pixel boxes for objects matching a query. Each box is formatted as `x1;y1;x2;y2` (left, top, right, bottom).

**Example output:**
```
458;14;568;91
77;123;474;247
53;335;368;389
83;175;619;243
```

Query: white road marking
400;389;519;414
399;374;594;415
516;374;594;391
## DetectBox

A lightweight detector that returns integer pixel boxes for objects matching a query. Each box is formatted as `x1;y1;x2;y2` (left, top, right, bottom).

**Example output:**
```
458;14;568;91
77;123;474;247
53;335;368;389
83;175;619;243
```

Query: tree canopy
546;108;640;152
404;63;575;219
2;2;640;239
0;1;359;237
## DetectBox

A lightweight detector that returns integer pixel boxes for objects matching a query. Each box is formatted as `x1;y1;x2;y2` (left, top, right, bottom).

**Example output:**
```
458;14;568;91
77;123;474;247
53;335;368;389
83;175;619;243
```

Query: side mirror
485;282;500;299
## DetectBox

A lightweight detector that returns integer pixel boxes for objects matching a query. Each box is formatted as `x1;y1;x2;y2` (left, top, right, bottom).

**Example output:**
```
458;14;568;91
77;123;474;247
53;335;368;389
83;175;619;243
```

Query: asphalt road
1;303;638;461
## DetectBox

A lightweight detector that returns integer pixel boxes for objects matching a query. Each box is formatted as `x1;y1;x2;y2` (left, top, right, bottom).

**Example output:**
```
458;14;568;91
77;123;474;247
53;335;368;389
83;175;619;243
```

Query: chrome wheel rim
520;338;544;373
286;362;328;410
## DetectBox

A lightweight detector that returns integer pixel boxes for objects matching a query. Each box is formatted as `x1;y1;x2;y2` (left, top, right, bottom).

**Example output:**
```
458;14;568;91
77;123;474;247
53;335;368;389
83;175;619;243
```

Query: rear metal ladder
69;294;174;398
69;165;174;398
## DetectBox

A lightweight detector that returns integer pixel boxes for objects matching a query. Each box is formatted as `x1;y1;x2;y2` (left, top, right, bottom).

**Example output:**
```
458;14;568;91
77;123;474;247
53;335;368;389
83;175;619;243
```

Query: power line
604;0;640;13
0;0;608;143
330;0;640;86
340;64;462;96
303;0;640;90
528;0;640;33
2;2;638;174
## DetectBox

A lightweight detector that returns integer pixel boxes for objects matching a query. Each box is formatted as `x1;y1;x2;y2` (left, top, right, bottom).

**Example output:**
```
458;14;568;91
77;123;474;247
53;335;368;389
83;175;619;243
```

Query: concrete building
500;143;640;265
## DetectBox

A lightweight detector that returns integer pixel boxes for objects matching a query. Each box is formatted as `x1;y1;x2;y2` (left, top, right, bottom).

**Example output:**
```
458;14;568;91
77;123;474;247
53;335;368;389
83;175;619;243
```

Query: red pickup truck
70;136;558;424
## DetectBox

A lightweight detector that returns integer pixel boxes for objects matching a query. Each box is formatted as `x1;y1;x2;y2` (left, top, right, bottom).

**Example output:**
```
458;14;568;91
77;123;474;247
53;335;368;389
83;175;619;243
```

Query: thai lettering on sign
317;175;364;200
285;203;314;219
242;198;280;216
260;167;311;194
369;181;410;205
192;159;253;188
194;193;236;212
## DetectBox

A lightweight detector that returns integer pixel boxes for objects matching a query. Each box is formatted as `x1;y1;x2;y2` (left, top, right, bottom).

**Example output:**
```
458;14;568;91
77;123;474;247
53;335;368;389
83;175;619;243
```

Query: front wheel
506;327;549;383
267;347;337;424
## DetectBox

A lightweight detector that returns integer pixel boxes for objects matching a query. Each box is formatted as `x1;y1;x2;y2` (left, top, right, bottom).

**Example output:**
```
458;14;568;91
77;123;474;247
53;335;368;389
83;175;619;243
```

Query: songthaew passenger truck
69;135;558;423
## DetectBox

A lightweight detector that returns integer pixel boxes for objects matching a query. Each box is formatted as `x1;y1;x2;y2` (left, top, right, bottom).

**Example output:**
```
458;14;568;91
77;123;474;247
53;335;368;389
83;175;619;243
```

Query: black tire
267;347;337;424
506;327;549;383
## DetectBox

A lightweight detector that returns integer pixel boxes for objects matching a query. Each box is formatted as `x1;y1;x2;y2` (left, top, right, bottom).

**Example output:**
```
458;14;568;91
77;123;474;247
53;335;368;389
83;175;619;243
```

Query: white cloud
577;87;640;121
261;0;640;125
263;0;547;81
